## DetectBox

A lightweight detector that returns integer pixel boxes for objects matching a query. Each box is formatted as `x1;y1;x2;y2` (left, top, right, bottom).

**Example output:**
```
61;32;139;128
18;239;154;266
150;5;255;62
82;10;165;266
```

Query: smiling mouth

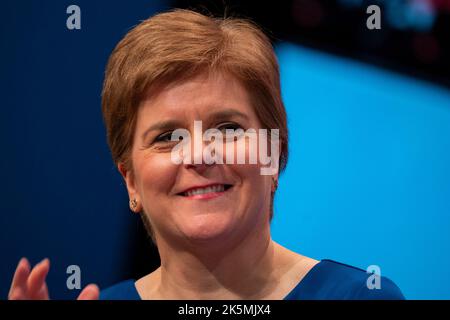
178;184;233;199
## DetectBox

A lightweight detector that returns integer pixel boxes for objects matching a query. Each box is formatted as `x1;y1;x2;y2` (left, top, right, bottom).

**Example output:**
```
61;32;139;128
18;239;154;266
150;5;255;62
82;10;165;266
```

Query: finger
77;284;100;300
8;289;27;300
27;258;50;299
34;281;50;300
8;258;31;299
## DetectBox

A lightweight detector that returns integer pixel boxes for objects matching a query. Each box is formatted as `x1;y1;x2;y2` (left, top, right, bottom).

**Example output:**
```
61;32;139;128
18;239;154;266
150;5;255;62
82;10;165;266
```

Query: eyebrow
141;108;250;141
208;109;249;122
141;120;183;141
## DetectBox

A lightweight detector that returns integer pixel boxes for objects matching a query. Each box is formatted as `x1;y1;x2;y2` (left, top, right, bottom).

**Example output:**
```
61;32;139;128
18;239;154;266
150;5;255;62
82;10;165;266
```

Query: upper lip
176;183;232;195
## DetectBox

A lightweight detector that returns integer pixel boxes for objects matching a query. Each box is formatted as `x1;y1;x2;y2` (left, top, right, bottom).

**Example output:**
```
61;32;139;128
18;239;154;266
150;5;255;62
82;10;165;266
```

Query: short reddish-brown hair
101;8;288;173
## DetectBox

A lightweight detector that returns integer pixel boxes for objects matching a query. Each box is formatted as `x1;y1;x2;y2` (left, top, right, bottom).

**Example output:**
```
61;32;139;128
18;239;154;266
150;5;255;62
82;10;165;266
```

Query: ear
118;162;142;213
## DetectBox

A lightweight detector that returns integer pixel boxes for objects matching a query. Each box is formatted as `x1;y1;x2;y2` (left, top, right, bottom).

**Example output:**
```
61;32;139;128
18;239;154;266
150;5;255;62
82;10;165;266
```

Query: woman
8;9;404;300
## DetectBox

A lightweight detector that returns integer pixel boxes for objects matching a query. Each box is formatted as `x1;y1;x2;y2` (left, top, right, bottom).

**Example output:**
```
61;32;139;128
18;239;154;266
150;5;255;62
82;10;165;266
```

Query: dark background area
176;0;450;88
0;0;166;299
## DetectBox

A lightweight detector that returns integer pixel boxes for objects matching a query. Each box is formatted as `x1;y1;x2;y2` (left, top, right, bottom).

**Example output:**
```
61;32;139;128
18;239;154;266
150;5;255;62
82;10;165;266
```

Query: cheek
222;132;276;171
135;153;177;197
233;161;271;204
222;137;272;197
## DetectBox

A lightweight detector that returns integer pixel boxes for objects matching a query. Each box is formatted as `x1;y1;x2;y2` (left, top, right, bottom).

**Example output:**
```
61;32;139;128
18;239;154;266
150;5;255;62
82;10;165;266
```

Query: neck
151;220;284;299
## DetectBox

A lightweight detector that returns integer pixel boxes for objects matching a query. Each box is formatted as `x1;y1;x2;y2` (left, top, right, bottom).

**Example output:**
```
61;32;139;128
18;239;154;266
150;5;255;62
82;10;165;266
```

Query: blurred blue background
1;0;449;299
272;43;450;299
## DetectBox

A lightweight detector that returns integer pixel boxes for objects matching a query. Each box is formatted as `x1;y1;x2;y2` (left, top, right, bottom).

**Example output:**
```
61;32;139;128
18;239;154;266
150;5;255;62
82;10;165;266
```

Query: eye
216;122;245;142
216;122;243;133
142;130;181;152
154;131;175;143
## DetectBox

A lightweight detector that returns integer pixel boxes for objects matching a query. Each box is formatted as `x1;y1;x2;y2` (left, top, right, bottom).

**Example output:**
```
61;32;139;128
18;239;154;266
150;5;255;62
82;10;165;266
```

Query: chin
181;214;234;242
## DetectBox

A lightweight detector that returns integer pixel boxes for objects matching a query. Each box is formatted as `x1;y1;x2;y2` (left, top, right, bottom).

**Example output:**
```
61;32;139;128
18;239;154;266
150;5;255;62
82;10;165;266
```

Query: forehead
137;71;257;122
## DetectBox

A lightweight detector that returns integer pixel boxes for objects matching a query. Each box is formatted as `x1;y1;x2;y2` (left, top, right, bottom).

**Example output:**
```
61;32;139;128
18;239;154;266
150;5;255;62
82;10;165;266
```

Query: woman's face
122;71;274;246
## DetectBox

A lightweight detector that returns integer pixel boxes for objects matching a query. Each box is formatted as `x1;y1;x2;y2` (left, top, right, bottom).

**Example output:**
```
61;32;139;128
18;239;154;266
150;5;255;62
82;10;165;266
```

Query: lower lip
181;188;231;200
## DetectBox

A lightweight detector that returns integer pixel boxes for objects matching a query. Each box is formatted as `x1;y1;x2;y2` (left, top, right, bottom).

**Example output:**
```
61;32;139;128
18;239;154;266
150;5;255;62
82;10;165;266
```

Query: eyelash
216;122;243;133
152;122;244;145
154;131;174;143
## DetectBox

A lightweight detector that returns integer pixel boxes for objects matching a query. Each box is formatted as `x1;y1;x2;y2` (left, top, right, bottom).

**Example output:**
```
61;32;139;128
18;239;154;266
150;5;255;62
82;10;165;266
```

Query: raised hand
8;258;99;300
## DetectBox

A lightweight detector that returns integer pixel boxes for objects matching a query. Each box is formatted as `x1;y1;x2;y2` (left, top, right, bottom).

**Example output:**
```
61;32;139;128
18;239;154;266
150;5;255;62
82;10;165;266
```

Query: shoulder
99;279;141;300
323;260;405;300
287;259;405;300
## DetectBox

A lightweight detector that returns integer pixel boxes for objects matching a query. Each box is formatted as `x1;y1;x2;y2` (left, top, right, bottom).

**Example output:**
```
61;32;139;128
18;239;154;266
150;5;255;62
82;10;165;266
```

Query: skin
8;70;318;300
8;258;98;300
121;71;319;299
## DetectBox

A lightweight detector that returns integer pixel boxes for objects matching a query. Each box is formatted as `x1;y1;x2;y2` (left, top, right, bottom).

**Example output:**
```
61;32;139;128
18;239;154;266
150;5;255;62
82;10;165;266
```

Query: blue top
100;259;405;300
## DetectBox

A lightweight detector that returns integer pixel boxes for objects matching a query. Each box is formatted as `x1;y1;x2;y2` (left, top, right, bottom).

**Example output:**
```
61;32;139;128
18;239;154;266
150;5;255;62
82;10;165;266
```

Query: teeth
185;184;225;197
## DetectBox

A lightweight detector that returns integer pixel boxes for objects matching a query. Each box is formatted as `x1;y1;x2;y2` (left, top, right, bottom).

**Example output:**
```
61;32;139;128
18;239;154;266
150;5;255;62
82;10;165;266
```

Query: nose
184;161;213;174
183;139;214;173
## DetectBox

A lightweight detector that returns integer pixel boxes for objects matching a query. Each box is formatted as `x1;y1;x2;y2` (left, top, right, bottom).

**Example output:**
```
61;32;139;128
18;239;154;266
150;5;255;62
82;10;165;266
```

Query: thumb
77;284;99;300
